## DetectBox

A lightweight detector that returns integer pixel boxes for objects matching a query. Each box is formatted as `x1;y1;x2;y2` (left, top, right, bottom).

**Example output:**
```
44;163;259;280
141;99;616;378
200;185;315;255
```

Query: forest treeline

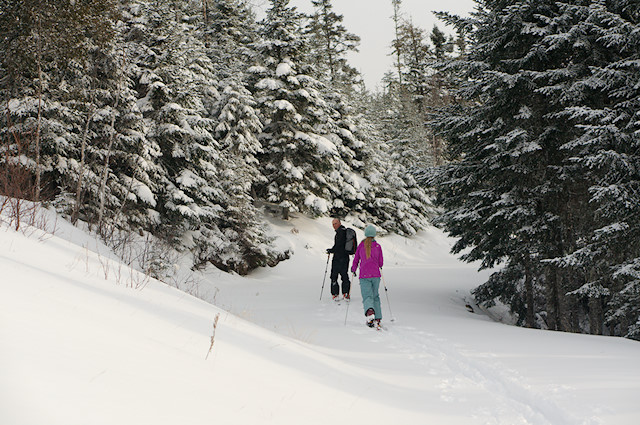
0;0;435;275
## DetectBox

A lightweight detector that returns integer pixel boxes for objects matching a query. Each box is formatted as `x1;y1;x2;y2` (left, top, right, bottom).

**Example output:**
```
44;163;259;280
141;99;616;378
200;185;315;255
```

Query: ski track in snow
311;297;598;425
385;325;596;425
212;270;606;424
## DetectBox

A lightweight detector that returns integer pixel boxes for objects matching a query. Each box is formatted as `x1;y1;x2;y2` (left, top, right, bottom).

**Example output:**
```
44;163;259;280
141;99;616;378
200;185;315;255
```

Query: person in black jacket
326;218;351;300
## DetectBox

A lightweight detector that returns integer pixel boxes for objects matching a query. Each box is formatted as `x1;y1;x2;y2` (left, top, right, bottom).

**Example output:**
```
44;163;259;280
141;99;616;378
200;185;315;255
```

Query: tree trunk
588;296;603;335
34;14;43;202
391;0;403;85
72;109;95;224
202;0;209;25
524;257;535;328
545;266;559;330
97;93;120;232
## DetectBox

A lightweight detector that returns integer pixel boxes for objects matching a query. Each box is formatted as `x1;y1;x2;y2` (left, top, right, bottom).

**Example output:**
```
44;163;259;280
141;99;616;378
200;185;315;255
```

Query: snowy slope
1;211;639;425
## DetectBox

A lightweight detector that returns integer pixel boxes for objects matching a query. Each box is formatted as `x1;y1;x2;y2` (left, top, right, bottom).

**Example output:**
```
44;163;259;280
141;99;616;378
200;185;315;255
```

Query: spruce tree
546;1;640;338
212;79;277;273
434;0;587;329
0;0;117;202
123;0;274;273
435;0;640;338
0;0;160;233
386;19;435;172
122;0;216;242
250;0;342;215
201;0;259;79
305;0;361;92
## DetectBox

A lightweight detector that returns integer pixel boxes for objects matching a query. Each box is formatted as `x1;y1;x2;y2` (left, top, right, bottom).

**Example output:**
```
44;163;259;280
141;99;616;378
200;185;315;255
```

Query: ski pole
344;294;350;325
345;271;356;325
381;272;395;322
319;253;331;300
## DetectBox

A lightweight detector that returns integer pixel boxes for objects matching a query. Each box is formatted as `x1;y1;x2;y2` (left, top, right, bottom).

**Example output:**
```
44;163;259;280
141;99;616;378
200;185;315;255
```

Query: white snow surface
2;211;640;425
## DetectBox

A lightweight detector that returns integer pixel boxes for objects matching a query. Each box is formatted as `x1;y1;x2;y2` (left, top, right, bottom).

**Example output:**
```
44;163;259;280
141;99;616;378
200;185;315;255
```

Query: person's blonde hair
364;236;374;259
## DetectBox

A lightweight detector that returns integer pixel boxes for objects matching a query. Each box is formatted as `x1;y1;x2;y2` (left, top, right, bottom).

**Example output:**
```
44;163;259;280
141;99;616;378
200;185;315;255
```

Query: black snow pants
330;254;351;296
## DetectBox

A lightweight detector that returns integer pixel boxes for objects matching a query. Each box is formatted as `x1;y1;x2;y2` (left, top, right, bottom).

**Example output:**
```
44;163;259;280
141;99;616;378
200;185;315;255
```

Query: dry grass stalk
205;313;221;360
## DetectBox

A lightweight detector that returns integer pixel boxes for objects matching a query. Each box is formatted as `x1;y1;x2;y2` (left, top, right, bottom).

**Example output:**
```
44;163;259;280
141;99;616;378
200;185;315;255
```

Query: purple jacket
351;240;383;278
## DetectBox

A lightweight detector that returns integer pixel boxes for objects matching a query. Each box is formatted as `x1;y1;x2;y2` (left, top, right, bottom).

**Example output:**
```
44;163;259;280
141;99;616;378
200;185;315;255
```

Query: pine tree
212;78;277;273
299;1;374;220
545;1;640;338
0;0;161;234
390;0;405;85
121;0;215;244
387;19;434;171
0;0;119;203
343;94;433;235
434;0;589;329
71;45;162;234
201;0;265;199
435;0;640;338
375;18;461;176
250;0;339;215
215;80;264;182
424;24;467;168
119;0;280;274
122;0;238;269
201;0;259;79
305;0;361;92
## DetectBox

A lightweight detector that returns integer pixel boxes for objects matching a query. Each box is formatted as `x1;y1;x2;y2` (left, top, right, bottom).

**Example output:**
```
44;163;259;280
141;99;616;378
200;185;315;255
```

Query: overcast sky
249;0;476;91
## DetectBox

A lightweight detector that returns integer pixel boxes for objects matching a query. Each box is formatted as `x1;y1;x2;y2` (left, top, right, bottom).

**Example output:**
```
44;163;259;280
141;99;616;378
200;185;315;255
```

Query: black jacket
328;225;348;257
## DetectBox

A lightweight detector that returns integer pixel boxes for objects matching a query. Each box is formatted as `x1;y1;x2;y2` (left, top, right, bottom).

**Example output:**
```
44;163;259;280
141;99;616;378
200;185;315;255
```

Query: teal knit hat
364;225;376;238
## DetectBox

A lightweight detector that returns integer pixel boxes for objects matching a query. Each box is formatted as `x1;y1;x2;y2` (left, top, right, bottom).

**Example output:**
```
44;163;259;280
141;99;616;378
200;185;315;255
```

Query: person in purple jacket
351;224;384;328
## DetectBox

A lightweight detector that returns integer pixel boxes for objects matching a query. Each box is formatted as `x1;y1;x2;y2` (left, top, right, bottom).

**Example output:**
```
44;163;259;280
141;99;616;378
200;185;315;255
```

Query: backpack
344;227;357;255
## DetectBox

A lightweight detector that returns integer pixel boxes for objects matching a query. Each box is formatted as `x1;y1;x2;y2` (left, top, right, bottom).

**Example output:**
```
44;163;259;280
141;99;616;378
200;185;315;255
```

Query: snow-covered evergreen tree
545;1;640;338
67;45;162;233
376;18;462;176
305;0;361;92
0;0;160;233
122;0;219;242
435;0;640;338
214;80;264;182
300;1;373;220
122;0;277;273
212;78;277;273
201;0;259;79
434;0;590;330
363;147;432;235
249;0;343;215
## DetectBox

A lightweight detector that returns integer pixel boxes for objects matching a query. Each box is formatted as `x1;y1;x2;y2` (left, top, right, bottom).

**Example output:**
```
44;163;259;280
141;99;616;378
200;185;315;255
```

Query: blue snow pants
359;277;381;319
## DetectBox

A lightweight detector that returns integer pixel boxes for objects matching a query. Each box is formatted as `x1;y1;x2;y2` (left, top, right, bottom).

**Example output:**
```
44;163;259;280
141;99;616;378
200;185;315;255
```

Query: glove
326;248;332;254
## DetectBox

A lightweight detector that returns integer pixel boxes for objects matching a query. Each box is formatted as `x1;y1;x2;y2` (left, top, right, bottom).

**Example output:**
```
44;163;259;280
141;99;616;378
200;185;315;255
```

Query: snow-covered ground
2;209;639;425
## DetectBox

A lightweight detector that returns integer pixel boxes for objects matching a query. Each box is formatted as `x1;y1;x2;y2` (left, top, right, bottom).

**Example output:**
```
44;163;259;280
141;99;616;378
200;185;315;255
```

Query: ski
366;320;386;331
364;318;388;331
331;295;350;306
